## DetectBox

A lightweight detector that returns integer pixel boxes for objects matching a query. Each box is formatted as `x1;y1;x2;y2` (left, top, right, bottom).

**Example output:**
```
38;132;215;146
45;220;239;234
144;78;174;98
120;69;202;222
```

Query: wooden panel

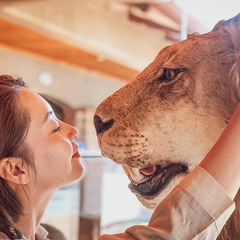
154;3;206;34
0;18;139;82
128;2;207;42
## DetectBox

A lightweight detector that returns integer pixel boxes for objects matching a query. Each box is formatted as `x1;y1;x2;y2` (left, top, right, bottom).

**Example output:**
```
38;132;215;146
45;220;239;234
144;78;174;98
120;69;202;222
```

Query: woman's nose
64;122;78;141
71;126;78;141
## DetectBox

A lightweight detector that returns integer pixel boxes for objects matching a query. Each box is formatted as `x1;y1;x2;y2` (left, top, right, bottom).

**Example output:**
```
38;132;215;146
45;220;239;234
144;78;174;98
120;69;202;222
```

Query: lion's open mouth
128;163;188;197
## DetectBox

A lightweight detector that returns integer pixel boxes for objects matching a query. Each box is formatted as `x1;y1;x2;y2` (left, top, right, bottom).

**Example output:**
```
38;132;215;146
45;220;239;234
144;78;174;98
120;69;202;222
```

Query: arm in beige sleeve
199;103;240;199
99;167;234;240
99;103;240;240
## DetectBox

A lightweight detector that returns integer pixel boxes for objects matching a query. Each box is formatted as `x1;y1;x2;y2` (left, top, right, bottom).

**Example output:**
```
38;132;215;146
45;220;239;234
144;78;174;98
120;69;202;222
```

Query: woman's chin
71;162;85;182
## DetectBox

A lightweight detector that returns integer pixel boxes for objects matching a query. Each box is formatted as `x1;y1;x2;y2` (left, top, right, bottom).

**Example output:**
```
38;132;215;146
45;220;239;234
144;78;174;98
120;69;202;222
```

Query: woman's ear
0;157;30;184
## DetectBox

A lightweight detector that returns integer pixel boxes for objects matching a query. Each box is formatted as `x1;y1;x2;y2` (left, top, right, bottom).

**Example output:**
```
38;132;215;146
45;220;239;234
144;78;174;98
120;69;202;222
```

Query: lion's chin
132;169;188;210
128;163;188;197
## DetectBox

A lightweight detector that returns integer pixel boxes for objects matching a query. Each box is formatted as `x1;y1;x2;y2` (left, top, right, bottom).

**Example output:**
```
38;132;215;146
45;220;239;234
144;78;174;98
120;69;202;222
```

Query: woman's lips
72;151;80;158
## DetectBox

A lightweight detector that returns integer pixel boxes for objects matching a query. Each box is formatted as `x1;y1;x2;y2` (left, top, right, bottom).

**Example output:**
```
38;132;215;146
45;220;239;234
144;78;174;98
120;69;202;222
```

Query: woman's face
21;88;84;191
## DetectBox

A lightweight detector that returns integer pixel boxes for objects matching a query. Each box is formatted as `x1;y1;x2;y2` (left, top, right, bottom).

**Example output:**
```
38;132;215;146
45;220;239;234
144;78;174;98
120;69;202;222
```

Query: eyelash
53;126;61;133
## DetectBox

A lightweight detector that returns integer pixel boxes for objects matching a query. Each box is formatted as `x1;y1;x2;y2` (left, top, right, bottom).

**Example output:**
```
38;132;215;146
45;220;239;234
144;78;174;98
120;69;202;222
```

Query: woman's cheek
56;140;73;160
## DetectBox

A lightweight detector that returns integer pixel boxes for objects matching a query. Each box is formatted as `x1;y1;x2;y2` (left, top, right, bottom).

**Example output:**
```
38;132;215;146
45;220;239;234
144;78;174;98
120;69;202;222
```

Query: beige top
99;166;235;240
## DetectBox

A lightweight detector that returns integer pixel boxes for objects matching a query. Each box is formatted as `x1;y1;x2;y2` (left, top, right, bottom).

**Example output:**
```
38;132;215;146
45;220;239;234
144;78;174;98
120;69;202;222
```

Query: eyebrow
43;111;53;123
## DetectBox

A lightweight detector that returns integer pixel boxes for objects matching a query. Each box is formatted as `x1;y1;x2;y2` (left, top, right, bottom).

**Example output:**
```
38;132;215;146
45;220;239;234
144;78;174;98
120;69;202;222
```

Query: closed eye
53;126;61;133
156;68;184;82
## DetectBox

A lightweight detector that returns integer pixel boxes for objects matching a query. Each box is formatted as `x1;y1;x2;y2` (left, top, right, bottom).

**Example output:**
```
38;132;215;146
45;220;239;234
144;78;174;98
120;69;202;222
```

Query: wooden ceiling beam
0;18;139;82
154;3;206;33
127;3;207;42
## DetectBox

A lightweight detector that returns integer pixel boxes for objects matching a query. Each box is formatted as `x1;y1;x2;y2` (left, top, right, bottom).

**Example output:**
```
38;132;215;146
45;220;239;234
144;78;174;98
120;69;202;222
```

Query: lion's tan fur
95;14;240;239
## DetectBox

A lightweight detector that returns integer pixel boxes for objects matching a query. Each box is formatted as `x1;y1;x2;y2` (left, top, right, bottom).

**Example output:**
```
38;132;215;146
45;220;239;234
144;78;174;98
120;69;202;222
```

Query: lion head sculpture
94;13;240;239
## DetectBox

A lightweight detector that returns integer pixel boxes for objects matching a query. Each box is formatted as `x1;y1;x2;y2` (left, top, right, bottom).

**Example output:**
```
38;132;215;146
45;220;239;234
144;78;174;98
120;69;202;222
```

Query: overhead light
38;70;53;87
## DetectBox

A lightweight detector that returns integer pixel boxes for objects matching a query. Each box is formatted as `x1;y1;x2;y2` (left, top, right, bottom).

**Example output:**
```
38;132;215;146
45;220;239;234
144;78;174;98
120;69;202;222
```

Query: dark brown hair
0;75;33;227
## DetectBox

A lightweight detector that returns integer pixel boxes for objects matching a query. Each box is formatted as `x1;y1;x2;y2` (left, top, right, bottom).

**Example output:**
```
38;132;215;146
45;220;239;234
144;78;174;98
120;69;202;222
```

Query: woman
0;75;84;239
0;74;239;240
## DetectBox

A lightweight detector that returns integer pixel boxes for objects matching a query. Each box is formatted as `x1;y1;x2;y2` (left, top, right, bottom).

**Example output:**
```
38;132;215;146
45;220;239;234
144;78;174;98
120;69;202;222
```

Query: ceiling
0;0;237;109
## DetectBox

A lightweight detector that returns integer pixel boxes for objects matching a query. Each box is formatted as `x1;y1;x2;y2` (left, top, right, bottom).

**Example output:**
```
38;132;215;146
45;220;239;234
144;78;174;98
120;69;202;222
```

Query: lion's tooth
122;166;144;183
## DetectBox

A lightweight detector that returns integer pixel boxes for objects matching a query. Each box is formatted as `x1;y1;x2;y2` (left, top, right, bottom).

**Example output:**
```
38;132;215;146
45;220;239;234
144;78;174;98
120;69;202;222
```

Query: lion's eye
157;68;182;82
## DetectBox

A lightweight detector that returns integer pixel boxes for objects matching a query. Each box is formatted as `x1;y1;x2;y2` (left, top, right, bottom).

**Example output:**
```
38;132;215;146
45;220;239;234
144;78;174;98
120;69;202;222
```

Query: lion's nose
94;115;114;135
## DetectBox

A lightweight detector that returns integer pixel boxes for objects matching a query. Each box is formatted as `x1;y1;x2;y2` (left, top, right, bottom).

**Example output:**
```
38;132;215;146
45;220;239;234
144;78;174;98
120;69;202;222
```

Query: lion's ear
230;15;240;76
0;157;30;184
220;13;240;77
212;13;240;31
227;14;240;73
